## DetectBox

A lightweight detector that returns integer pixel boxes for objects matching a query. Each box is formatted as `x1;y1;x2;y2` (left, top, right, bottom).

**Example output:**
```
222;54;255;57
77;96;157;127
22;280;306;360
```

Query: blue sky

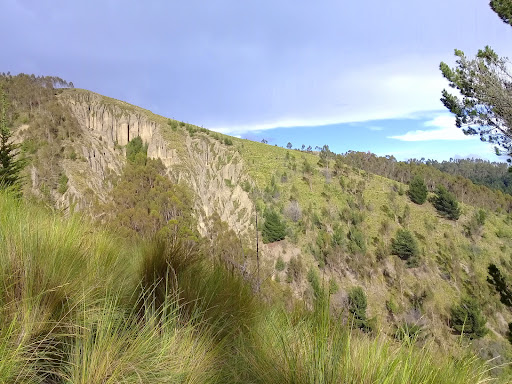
1;0;511;161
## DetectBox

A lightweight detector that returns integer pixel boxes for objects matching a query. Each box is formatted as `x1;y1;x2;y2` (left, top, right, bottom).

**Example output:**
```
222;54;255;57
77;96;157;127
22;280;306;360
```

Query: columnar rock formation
55;90;253;236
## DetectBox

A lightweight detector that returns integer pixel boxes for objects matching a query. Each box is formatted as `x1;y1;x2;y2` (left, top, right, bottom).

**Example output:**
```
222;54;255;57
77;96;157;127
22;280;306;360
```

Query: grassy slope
231;137;512;370
47;89;512;377
0;191;497;383
0;191;221;383
60;90;512;346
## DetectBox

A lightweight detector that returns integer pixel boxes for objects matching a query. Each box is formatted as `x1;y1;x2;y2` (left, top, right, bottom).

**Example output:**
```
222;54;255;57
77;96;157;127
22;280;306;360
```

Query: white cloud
389;115;474;141
210;56;451;135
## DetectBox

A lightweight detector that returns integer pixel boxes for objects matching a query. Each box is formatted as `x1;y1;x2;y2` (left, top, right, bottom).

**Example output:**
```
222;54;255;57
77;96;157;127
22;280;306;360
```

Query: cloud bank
389;115;473;142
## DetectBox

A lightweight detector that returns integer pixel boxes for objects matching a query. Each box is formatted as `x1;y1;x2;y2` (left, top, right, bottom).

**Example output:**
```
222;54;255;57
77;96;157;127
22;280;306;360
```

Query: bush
463;209;486;238
391;229;419;266
262;209;286;243
347;227;366;254
450;297;487;339
275;256;285;272
223;137;233;146
286;256;303;283
408;176;427;204
431;186;461;220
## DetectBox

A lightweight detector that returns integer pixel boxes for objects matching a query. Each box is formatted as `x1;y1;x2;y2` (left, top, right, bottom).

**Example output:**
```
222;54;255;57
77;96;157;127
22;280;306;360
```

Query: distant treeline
0;73;80;202
336;151;512;212
426;158;512;195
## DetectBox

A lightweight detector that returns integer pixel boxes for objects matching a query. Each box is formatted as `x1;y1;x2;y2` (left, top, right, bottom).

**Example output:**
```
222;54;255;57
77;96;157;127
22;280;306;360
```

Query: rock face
56;90;253;236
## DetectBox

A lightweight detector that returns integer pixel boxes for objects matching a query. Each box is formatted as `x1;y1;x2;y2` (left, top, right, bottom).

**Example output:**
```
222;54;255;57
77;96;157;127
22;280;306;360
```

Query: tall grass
0;191;221;383
239;295;493;384
0;191;497;383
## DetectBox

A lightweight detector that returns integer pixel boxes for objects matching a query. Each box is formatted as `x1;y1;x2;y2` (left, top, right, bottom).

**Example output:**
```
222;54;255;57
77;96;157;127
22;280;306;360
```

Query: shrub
57;173;68;194
391;229;419;266
450;297;487;339
223;137;233;146
286;256;303;283
431;186;461;220
347;227;366;254
275;256;285;272
408;176;428;204
463;209;486;238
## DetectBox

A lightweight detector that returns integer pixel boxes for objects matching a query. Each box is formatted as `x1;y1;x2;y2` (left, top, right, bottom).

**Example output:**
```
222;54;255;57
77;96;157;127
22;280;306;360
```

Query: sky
1;0;511;161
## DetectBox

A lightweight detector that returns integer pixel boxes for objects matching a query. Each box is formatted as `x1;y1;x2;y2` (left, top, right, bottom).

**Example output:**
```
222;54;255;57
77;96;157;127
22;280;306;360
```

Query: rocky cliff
54;89;253;235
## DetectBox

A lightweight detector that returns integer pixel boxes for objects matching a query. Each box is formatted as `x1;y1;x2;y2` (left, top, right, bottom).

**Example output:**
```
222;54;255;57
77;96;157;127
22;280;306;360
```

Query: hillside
2;73;512;381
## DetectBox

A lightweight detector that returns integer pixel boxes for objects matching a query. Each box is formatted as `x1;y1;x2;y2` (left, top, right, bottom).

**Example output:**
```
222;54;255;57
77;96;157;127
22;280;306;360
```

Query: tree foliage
126;136;147;163
0;89;25;191
108;151;197;240
391;229;419;266
431;186;461;220
491;0;512;26
0;73;79;201
348;286;370;331
408;175;427;204
337;151;512;212
487;263;512;307
262;209;286;243
450;297;488;339
440;2;512;158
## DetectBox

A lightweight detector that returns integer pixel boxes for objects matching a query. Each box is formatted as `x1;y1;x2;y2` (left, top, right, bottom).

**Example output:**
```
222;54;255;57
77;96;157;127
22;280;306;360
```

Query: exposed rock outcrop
55;90;253;237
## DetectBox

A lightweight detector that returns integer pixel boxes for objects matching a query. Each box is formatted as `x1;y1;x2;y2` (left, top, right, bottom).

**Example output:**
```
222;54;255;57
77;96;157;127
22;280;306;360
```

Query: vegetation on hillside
0;88;26;191
337;151;512;211
0;73;80;203
428;158;512;195
3;72;512;381
0;190;496;383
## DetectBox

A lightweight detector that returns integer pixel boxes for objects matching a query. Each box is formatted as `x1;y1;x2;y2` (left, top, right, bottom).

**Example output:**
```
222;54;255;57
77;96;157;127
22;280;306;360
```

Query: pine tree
408;175;427;204
431;186;461;220
0;89;25;191
262;209;286;243
391;229;419;265
348;286;370;331
450;297;488;339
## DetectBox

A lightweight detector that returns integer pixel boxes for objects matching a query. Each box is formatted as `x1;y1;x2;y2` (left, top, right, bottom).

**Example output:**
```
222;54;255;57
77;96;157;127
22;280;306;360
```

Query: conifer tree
440;2;512;158
391;229;419;264
431;186;461;220
0;89;25;191
408;175;427;204
450;297;488;339
262;209;286;243
348;286;370;331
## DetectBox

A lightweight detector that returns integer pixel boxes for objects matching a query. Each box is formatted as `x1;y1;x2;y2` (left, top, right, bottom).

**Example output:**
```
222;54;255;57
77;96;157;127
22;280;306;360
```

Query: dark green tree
487;264;512;307
348;286;370;331
126;136;147;163
431;186;461;220
407;176;427;204
450;297;488;339
491;0;512;26
440;2;512;158
0;89;25;191
391;229;419;260
262;209;286;243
